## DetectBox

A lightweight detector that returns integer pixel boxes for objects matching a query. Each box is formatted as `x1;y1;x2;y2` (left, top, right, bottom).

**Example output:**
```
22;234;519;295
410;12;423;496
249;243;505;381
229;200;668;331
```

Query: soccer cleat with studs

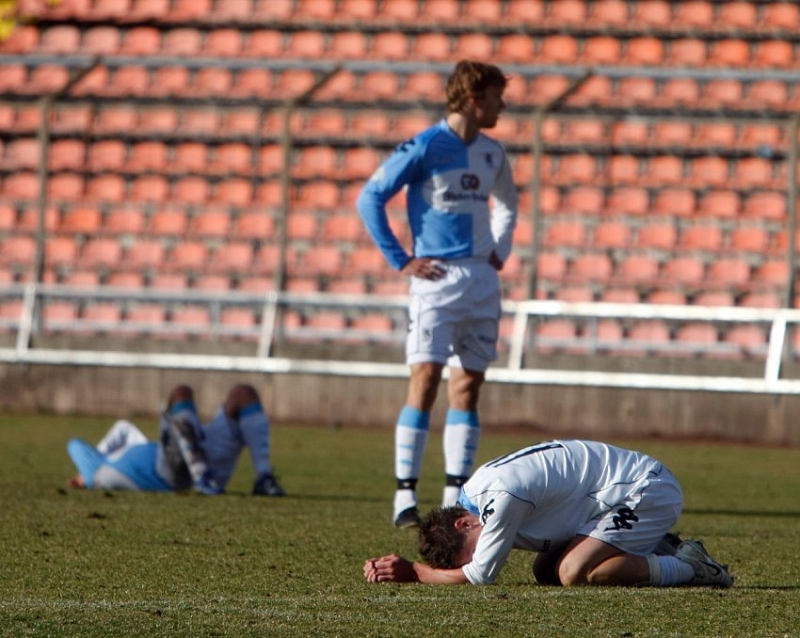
393;506;421;529
253;473;286;497
675;539;734;588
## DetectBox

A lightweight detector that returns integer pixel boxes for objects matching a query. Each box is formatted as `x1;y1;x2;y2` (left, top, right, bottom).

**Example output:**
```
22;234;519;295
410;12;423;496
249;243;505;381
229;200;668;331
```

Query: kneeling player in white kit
364;440;733;588
67;383;284;497
357;60;518;528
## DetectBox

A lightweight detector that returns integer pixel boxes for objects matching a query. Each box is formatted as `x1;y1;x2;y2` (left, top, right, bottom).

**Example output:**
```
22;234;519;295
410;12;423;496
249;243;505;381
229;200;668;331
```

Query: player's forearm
413;562;470;585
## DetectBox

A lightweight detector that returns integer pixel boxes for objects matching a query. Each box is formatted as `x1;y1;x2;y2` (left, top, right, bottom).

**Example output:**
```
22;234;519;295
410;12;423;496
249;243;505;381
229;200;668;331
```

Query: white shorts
581;467;683;556
406;259;501;372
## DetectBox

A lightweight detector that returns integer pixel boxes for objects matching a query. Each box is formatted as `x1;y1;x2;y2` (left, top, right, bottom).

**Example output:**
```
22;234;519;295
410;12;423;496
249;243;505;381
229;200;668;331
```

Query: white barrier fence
2;283;800;395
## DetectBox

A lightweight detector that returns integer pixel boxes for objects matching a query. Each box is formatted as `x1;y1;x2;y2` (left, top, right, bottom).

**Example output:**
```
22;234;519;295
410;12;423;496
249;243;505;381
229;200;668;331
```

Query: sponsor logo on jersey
481;498;496;524
461;173;480;190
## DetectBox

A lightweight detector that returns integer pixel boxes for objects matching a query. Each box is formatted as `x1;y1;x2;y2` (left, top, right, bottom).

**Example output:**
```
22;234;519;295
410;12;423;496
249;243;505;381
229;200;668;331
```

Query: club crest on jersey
461;173;480;190
484;153;495;167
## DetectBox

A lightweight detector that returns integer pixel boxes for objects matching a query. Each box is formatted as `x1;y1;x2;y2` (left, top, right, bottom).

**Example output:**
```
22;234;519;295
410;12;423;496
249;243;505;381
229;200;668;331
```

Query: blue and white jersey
458;440;665;585
357;119;518;270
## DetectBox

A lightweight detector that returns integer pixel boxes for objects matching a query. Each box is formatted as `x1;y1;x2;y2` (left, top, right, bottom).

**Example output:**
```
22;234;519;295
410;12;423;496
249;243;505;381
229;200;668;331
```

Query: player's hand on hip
402;257;446;280
488;251;504;271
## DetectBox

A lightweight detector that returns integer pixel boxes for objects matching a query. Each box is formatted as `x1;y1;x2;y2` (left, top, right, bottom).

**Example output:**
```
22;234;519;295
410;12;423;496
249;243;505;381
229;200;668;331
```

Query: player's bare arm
364;554;469;585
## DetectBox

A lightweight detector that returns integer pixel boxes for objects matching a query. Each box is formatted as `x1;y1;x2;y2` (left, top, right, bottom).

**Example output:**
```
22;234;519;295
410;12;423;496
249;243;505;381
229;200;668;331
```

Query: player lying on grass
67;383;284;496
364;439;733;588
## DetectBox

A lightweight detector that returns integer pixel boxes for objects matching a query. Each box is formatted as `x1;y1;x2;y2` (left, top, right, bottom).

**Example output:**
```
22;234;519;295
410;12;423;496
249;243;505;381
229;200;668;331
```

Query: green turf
0;413;799;637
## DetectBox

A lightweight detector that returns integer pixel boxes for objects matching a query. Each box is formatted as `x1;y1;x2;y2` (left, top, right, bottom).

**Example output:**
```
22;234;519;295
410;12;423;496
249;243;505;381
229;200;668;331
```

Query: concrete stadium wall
1;335;799;446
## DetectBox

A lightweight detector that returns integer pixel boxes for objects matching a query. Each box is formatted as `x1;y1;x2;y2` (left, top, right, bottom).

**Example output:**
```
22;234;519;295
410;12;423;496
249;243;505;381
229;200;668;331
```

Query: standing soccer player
357;60;518;528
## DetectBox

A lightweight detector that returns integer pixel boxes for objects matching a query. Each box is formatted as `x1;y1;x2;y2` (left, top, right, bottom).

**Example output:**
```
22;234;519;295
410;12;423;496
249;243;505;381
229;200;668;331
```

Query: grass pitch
1;413;799;637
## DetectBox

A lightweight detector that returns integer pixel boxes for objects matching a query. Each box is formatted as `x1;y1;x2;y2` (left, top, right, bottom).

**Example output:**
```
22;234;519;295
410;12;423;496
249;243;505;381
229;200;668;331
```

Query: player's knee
556;556;590;587
168;384;194;406
225;384;261;415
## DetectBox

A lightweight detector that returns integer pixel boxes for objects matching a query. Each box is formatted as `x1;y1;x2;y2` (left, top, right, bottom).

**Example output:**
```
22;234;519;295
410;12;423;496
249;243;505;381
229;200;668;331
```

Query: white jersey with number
458;440;680;585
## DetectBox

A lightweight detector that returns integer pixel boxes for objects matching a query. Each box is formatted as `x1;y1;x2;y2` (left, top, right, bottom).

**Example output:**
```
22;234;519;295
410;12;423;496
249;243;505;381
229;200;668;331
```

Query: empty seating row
6;22;800;67
13;0;800;34
530;186;789;220
0;139;385;181
3;62;800;114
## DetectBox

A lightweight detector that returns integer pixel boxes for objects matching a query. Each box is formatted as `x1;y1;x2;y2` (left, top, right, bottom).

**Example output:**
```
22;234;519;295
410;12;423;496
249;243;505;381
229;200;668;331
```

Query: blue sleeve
356;138;426;270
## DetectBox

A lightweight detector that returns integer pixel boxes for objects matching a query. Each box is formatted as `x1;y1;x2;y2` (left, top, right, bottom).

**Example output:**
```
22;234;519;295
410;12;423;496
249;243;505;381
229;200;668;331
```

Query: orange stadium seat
653;188;695;217
674;323;720;357
697;190;740;218
205;29;244;57
88;140;127;172
150;67;191;99
337;0;378;20
646;290;687;305
124;240;165;270
593;221;631;249
753;260;788;286
49;140;85;172
285;30;326;59
564;120;607;145
210;143;254;175
411;32;451;62
695;123;737;149
674;1;715;28
130;176;170;204
739;292;782;309
45;236;79;268
606;187;649;215
679;224;722;251
702;79;745;109
128;141;169;173
168;242;209;272
39;25;81;55
754;40;795;68
624;37;665;65
689;156;730;188
403;71;445;102
743;191;785;220
569;253;613;282
748;80;789;109
119;27;160;56
694;291;735;307
191;68;234;98
538;35;579;64
94;106;137;134
661;256;704;285
763;3;800;29
294;0;337;19
189;209;231;238
545;220;585;247
561;187;604;216
85;175;125;203
149;273;188;290
79;238;123;269
582;36;622;65
212;179;253;207
724;325;769;357
717;1;758;28
496;34;536;64
504;0;546;24
730;225;769;253
535;319;579;354
233;210;275;239
0;24;38;54
666;38;707;67
161;28;203;57
419;0;459;21
149;208;187;236
208;242;254;274
611;120;649;147
105;271;145;289
659;78;701;108
707;258;751;286
328;31;369;60
170;177;210;204
60;207;101;234
607;156;641;185
614;254;659;285
734;157;776;188
633;0;672;26
371;32;411;60
348;247;390;275
637;223;677;250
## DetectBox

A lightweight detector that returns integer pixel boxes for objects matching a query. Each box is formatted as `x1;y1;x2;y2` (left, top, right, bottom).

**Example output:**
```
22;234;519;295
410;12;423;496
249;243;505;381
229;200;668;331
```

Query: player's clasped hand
401;258;446;281
364;554;419;583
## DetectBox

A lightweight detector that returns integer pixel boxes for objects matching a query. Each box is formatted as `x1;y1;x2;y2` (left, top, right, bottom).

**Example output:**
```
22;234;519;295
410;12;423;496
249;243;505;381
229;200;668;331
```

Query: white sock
443;410;480;478
393;489;417;516
648;555;697;586
442;485;461;507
